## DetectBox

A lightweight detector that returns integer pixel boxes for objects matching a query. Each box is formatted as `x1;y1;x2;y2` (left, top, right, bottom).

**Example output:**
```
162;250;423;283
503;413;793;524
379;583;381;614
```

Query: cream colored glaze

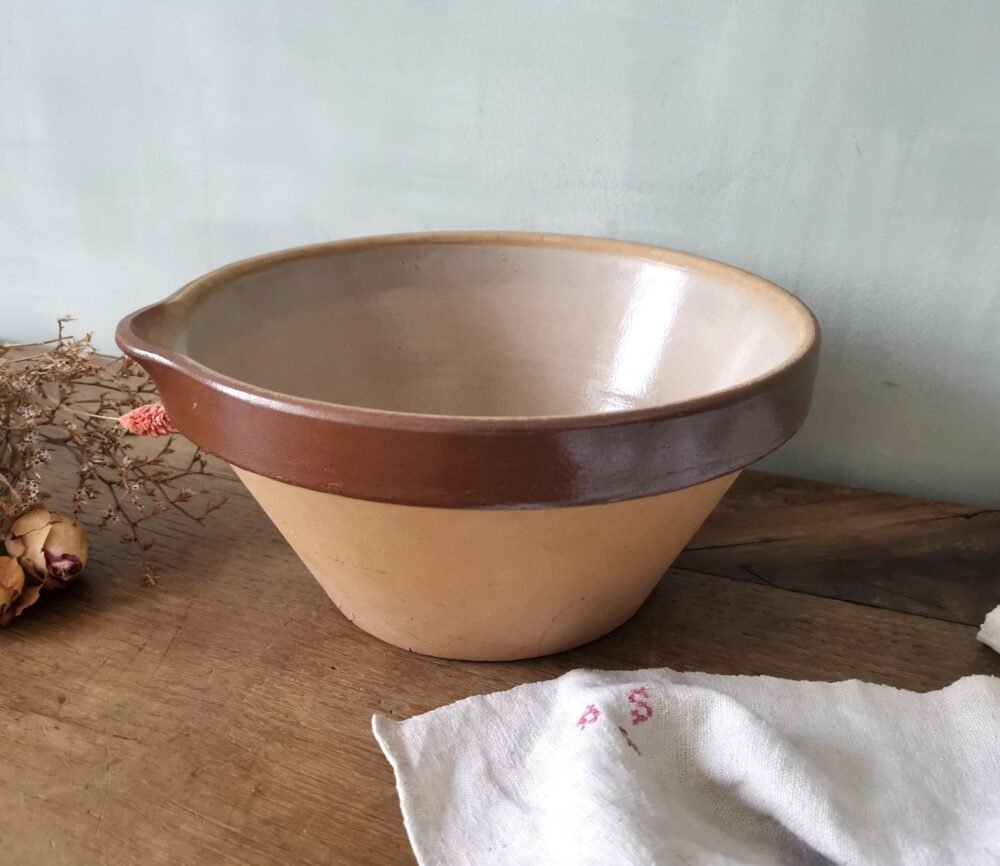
175;240;813;418
234;466;738;660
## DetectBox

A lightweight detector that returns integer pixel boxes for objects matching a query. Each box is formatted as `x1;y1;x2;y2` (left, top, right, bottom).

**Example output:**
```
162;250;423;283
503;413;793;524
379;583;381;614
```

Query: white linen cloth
373;669;1000;866
979;605;1000;654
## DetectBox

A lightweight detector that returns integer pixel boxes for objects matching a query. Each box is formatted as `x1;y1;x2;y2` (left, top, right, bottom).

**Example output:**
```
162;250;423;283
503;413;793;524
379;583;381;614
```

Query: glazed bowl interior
159;239;815;418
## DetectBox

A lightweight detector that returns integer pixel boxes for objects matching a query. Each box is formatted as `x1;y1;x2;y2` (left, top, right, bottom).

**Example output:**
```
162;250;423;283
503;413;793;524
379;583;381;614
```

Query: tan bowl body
235;467;738;660
116;233;819;660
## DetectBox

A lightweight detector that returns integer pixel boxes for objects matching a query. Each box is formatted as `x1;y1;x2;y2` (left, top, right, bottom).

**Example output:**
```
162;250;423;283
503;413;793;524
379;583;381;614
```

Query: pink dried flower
119;402;173;436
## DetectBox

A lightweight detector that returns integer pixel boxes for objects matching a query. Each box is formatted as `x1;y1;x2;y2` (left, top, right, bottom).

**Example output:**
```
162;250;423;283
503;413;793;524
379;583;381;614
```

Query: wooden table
3;469;999;865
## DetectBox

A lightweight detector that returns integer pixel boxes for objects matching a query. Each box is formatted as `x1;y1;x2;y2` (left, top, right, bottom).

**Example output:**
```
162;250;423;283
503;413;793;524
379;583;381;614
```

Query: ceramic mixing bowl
117;232;819;660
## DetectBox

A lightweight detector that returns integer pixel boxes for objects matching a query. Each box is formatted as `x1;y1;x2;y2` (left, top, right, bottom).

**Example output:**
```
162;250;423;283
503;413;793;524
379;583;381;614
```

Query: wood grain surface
676;472;1000;625
2;466;998;865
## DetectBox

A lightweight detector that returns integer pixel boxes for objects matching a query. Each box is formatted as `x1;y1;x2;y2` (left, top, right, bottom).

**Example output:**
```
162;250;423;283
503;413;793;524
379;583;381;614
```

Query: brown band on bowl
116;232;820;509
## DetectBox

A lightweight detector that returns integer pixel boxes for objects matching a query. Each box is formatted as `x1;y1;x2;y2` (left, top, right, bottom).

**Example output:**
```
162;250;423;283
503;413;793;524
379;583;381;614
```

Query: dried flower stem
1;318;225;585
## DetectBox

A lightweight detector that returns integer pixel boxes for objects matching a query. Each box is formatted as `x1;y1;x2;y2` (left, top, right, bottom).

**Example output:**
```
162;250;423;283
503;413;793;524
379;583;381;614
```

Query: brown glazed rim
116;231;821;509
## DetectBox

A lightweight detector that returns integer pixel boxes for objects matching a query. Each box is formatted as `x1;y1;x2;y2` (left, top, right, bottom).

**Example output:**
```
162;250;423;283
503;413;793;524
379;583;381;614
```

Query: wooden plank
3;462;998;865
676;471;1000;626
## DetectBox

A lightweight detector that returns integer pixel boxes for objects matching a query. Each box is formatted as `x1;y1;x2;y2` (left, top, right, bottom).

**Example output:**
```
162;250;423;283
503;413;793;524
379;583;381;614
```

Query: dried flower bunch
0;317;225;623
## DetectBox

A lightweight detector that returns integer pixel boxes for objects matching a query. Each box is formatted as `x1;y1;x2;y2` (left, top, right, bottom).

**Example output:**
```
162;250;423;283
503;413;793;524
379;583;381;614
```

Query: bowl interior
161;239;814;418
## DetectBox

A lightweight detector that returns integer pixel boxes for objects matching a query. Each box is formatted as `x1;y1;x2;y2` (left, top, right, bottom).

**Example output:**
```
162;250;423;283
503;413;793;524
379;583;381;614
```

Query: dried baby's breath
1;317;226;586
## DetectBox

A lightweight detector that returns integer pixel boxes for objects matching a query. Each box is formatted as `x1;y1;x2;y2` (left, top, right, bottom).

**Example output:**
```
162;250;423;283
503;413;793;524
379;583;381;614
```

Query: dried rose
4;508;51;579
4;508;89;589
119;402;173;436
0;556;24;620
0;555;40;626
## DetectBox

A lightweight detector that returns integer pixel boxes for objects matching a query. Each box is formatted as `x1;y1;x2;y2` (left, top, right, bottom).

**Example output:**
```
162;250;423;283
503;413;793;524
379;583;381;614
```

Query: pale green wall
3;1;999;504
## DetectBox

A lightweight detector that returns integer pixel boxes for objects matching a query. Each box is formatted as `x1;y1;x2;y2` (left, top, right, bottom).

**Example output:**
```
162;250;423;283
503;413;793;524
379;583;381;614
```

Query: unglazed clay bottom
234;467;738;660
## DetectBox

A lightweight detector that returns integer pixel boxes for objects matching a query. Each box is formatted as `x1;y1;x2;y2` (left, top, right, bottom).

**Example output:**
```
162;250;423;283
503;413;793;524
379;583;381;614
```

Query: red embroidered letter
628;687;653;725
578;704;601;730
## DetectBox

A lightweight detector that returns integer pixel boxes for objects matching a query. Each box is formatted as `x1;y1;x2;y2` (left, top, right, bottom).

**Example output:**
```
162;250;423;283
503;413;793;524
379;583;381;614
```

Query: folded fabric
979;605;1000;654
373;669;1000;866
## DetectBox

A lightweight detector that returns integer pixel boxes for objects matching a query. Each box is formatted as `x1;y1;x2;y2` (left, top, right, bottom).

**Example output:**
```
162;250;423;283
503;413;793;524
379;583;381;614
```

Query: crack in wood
686;508;998;554
670;567;978;628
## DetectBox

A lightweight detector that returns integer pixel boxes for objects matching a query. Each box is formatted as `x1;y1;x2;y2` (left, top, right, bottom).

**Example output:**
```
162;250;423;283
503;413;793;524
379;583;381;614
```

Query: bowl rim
116;230;819;433
116;231;821;508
